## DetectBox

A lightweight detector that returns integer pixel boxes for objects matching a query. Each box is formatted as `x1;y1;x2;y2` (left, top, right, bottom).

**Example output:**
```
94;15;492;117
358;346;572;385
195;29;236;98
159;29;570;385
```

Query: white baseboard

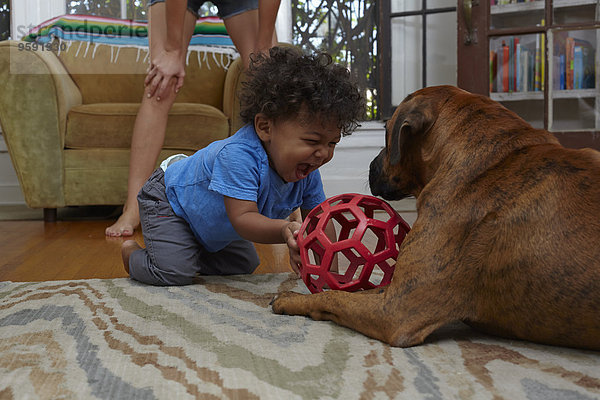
0;183;27;205
0;133;27;206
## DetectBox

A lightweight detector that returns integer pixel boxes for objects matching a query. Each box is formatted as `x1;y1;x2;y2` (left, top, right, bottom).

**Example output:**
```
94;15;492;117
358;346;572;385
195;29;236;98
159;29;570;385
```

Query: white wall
275;0;293;44
11;0;65;40
319;121;384;198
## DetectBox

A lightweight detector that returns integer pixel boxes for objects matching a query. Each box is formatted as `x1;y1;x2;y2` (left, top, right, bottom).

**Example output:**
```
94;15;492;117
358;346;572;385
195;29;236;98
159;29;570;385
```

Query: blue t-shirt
164;124;327;252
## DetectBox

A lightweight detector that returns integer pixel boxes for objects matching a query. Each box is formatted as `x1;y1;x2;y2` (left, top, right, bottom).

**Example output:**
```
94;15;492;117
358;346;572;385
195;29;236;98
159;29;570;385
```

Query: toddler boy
122;46;365;285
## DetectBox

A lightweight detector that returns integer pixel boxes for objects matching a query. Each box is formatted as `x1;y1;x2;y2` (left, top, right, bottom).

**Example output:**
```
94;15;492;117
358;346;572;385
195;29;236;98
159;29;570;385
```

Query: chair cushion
56;41;230;106
65;103;229;150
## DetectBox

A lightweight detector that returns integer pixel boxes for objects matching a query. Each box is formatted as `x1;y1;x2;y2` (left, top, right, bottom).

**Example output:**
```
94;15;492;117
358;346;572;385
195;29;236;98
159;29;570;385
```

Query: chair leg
43;208;57;223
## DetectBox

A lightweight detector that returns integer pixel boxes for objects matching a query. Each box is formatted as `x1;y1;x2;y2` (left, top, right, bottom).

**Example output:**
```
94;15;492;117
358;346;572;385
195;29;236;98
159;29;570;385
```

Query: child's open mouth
296;163;315;180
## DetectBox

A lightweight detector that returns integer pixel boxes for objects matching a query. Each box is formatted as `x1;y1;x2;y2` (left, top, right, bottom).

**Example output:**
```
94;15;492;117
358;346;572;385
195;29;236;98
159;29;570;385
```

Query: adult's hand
145;49;185;100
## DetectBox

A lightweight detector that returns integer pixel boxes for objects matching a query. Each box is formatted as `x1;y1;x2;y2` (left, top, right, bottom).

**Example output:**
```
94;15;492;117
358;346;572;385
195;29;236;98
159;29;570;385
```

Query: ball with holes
296;193;411;293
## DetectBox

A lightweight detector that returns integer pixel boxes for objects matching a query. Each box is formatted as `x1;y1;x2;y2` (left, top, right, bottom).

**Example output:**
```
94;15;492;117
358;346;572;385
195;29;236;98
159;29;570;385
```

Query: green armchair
0;40;245;221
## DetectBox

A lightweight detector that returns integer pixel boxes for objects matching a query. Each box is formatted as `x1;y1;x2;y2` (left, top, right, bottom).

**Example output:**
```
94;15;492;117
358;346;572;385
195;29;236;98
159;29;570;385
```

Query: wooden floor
0;219;292;282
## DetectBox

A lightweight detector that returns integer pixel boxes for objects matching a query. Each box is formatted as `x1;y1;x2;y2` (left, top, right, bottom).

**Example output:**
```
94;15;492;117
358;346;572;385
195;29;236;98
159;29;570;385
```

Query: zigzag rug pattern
1;274;599;399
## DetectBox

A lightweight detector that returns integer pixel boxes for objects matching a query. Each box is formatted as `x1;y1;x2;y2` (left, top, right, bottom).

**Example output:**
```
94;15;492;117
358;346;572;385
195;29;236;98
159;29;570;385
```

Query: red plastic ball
297;193;411;293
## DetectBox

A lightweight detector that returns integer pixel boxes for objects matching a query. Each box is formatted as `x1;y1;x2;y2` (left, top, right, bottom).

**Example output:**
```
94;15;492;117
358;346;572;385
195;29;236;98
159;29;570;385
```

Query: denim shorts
148;0;259;19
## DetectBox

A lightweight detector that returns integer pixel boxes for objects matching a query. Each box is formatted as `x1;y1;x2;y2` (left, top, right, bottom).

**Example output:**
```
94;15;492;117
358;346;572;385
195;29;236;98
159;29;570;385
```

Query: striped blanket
23;14;235;48
1;274;599;399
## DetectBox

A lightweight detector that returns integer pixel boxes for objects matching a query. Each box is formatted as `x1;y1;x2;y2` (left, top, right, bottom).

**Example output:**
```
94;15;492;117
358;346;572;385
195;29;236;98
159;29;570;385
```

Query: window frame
379;0;457;120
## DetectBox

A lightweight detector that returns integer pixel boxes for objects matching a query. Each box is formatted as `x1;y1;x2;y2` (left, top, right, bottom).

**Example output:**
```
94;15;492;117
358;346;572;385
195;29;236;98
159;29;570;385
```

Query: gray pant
128;169;259;286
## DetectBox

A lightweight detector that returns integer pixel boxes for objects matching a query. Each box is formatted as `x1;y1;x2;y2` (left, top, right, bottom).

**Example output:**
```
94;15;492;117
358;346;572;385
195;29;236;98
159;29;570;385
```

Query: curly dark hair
239;46;365;135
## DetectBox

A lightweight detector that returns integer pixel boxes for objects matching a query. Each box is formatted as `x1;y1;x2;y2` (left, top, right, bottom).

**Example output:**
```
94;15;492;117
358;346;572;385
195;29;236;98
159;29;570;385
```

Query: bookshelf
458;0;600;149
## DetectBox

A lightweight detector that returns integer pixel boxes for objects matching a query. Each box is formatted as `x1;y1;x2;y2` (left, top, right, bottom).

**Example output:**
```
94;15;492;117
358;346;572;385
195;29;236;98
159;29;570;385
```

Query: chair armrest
0;40;82;208
222;56;245;136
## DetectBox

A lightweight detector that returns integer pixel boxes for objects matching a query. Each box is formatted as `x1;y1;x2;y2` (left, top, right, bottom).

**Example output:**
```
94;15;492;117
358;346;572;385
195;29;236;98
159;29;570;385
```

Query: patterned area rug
1;274;599;399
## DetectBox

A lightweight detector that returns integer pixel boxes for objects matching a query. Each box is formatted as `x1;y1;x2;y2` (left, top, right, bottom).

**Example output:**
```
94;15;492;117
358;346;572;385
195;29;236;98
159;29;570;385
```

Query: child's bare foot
106;207;139;237
121;240;142;274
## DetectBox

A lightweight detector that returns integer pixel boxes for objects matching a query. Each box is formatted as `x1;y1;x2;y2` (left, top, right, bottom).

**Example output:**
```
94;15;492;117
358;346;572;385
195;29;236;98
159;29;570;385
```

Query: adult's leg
106;3;198;236
222;10;260;69
221;3;279;69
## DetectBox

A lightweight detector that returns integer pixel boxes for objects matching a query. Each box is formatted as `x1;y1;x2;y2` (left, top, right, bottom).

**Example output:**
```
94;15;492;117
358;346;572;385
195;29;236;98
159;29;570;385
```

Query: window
65;0;217;21
292;1;457;121
292;0;379;120
60;0;458;122
380;0;457;118
0;0;9;41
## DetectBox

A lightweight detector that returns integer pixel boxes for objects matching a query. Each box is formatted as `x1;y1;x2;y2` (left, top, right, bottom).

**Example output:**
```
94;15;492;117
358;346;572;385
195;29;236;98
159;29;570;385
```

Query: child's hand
282;221;302;276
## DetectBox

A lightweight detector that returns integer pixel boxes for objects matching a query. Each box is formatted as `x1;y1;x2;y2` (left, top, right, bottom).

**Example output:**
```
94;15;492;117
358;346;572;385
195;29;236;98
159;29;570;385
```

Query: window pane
66;0;122;18
391;16;422;105
0;0;9;41
391;0;420;13
554;2;599;25
490;0;545;30
426;11;456;87
549;28;599;132
292;0;378;119
427;0;455;9
127;0;148;21
489;34;546;129
490;34;544;94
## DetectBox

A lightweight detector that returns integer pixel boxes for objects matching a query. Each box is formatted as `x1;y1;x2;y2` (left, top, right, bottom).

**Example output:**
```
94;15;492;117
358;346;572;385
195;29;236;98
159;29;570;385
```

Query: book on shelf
490;34;543;94
566;37;574;90
524;46;535;92
574;46;583;89
503;41;509;92
540;32;545;91
516;41;521;92
559;54;566;90
490;50;497;92
562;36;595;91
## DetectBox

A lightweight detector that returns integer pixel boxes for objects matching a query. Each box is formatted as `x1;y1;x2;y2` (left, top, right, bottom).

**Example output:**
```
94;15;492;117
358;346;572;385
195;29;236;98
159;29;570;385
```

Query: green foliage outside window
65;0;217;21
292;0;378;120
0;0;9;41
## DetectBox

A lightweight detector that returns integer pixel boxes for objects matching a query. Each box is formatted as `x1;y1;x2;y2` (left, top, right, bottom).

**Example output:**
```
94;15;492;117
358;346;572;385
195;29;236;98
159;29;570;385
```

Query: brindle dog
272;85;600;350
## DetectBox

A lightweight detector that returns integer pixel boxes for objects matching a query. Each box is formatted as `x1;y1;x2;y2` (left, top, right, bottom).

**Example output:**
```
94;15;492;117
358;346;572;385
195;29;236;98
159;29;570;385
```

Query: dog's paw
270;291;302;315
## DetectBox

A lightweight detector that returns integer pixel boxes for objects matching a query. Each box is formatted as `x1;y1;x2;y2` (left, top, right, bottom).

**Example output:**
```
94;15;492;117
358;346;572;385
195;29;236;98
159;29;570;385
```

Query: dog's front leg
271;288;396;343
271;286;453;347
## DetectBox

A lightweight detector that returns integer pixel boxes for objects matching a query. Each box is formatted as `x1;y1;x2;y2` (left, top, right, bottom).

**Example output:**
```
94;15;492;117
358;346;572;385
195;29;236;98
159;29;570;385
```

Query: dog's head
369;85;462;200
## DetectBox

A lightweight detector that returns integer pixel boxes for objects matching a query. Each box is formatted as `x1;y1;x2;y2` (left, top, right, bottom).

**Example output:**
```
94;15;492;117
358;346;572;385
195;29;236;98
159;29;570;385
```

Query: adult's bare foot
106;207;139;237
121;240;142;274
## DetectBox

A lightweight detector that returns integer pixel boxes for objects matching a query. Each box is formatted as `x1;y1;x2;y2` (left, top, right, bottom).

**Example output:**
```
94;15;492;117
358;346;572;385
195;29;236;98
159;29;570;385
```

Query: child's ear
254;113;272;142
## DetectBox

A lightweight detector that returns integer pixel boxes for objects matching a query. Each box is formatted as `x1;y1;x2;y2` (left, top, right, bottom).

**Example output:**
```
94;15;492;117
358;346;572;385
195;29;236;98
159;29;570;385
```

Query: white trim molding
275;0;293;44
11;0;65;39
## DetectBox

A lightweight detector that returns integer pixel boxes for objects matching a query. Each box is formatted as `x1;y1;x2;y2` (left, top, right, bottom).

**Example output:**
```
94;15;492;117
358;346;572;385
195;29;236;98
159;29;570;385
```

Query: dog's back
449;95;600;350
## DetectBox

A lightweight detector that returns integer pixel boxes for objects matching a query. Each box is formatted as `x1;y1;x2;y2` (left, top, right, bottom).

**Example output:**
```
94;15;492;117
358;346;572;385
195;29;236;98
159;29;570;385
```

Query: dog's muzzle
369;150;410;201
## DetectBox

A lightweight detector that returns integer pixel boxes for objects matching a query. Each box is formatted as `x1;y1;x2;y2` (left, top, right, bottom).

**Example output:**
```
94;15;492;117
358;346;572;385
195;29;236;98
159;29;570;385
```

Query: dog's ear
389;106;434;165
389;118;405;165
